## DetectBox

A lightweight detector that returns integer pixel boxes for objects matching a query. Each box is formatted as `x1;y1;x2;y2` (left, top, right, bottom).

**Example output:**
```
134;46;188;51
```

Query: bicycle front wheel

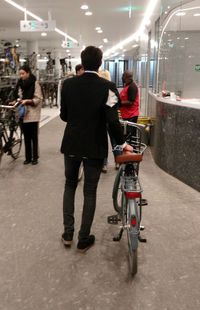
10;123;22;159
126;199;139;276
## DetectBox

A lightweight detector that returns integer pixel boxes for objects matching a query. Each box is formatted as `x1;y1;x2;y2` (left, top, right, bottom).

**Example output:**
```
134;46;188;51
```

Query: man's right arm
104;84;124;145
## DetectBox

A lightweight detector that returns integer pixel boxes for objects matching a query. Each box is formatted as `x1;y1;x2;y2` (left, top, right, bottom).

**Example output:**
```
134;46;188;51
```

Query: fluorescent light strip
5;0;43;21
104;0;159;57
4;0;78;43
54;28;77;43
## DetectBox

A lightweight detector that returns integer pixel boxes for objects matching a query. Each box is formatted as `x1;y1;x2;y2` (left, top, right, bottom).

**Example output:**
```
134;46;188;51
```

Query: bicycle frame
109;121;147;276
0;102;22;162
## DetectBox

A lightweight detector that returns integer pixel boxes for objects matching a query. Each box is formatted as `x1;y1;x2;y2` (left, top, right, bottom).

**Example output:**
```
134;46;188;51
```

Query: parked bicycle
108;120;147;276
0;101;22;165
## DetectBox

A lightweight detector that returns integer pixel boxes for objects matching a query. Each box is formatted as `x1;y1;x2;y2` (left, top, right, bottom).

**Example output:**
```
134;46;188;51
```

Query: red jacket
119;83;139;119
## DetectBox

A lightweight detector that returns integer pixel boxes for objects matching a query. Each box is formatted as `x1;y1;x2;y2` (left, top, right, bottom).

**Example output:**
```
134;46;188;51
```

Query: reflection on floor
40;106;60;128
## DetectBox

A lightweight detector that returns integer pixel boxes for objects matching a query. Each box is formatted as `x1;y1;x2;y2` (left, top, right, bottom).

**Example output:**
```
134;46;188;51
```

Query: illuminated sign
20;20;56;32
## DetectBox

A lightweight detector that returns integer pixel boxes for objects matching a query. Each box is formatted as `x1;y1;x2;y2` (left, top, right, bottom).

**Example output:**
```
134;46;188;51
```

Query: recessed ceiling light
121;54;125;57
167;6;170;9
164;11;168;14
95;27;101;31
177;37;180;40
176;12;186;16
81;4;89;10
41;32;47;37
103;38;108;43
193;13;200;16
97;30;103;33
85;11;93;16
123;49;126;52
66;50;69;52
184;37;189;40
99;45;103;48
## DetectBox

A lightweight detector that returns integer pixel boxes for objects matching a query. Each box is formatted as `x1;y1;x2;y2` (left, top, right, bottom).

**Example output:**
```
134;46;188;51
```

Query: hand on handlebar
123;144;133;152
8;101;16;106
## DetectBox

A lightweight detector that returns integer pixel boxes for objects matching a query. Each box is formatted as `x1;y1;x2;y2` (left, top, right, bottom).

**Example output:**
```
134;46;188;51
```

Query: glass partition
157;0;200;99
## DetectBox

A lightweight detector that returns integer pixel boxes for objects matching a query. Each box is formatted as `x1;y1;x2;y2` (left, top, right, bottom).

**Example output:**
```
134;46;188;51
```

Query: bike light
131;216;137;227
125;192;141;199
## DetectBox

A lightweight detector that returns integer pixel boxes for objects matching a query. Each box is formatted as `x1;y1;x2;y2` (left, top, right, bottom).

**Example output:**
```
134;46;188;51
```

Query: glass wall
155;0;200;99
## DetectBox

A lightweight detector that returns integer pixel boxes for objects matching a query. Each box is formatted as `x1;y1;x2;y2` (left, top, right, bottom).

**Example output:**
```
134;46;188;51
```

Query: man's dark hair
81;46;102;71
19;64;32;74
75;64;84;73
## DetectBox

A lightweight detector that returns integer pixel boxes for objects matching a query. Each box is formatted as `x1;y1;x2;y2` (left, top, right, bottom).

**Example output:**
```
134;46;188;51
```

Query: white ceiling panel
0;0;151;57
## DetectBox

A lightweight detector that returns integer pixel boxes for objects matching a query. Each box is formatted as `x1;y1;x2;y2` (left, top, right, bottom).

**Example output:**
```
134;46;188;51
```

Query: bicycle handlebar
0;101;20;110
119;119;146;129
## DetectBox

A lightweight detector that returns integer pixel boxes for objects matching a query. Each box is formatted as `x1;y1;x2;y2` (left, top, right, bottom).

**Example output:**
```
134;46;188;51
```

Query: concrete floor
0;117;200;310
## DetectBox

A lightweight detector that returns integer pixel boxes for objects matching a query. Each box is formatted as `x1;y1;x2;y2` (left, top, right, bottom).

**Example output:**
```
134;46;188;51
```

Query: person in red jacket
119;70;139;123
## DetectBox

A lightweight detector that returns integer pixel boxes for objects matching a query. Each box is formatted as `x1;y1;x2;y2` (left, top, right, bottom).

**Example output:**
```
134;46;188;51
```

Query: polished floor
0;116;200;310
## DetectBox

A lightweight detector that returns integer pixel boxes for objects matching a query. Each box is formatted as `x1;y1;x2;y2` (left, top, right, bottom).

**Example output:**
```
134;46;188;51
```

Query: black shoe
102;165;107;173
77;235;95;253
32;160;38;165
61;232;73;247
23;160;31;165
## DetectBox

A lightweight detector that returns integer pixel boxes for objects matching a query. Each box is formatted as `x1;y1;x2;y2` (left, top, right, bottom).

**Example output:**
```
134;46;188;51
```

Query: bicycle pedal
139;198;148;206
140;225;145;231
138;236;147;243
113;236;121;242
107;214;121;225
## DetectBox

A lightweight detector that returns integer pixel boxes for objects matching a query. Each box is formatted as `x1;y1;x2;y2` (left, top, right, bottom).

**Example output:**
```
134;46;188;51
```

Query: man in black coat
60;46;133;252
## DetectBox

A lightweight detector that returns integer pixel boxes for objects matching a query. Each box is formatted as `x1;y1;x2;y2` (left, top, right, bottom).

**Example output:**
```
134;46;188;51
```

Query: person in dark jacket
60;46;133;252
14;65;43;165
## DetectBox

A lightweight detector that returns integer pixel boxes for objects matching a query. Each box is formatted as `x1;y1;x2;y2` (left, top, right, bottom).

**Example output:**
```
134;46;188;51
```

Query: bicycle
108;120;147;277
0;101;22;165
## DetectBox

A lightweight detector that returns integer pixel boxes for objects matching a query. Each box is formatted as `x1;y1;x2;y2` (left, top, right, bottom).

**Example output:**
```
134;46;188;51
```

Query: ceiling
0;0;153;58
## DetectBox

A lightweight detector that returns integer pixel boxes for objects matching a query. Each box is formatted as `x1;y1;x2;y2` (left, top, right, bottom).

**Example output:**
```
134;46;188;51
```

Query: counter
148;92;200;192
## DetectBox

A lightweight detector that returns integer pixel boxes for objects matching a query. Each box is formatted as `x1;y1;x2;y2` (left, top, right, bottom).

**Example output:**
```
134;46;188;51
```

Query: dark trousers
22;122;39;161
63;155;103;239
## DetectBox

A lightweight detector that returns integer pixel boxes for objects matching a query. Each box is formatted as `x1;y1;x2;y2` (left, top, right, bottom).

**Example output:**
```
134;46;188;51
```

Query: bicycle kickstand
138;235;147;243
113;227;124;242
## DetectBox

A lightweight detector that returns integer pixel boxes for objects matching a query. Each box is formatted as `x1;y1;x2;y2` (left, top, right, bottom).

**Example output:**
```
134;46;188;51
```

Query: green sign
195;64;200;72
66;41;73;48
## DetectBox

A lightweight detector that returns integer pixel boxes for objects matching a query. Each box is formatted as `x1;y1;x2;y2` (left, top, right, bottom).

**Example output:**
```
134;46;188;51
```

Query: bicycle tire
112;165;123;214
10;123;22;159
126;199;139;276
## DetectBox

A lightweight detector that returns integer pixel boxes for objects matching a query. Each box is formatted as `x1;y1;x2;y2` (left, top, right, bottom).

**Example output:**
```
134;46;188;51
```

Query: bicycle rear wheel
126;199;139;276
112;165;123;214
10;123;22;159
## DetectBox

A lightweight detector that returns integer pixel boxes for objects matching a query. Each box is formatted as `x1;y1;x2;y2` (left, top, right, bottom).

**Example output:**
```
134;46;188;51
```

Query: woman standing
14;65;43;165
